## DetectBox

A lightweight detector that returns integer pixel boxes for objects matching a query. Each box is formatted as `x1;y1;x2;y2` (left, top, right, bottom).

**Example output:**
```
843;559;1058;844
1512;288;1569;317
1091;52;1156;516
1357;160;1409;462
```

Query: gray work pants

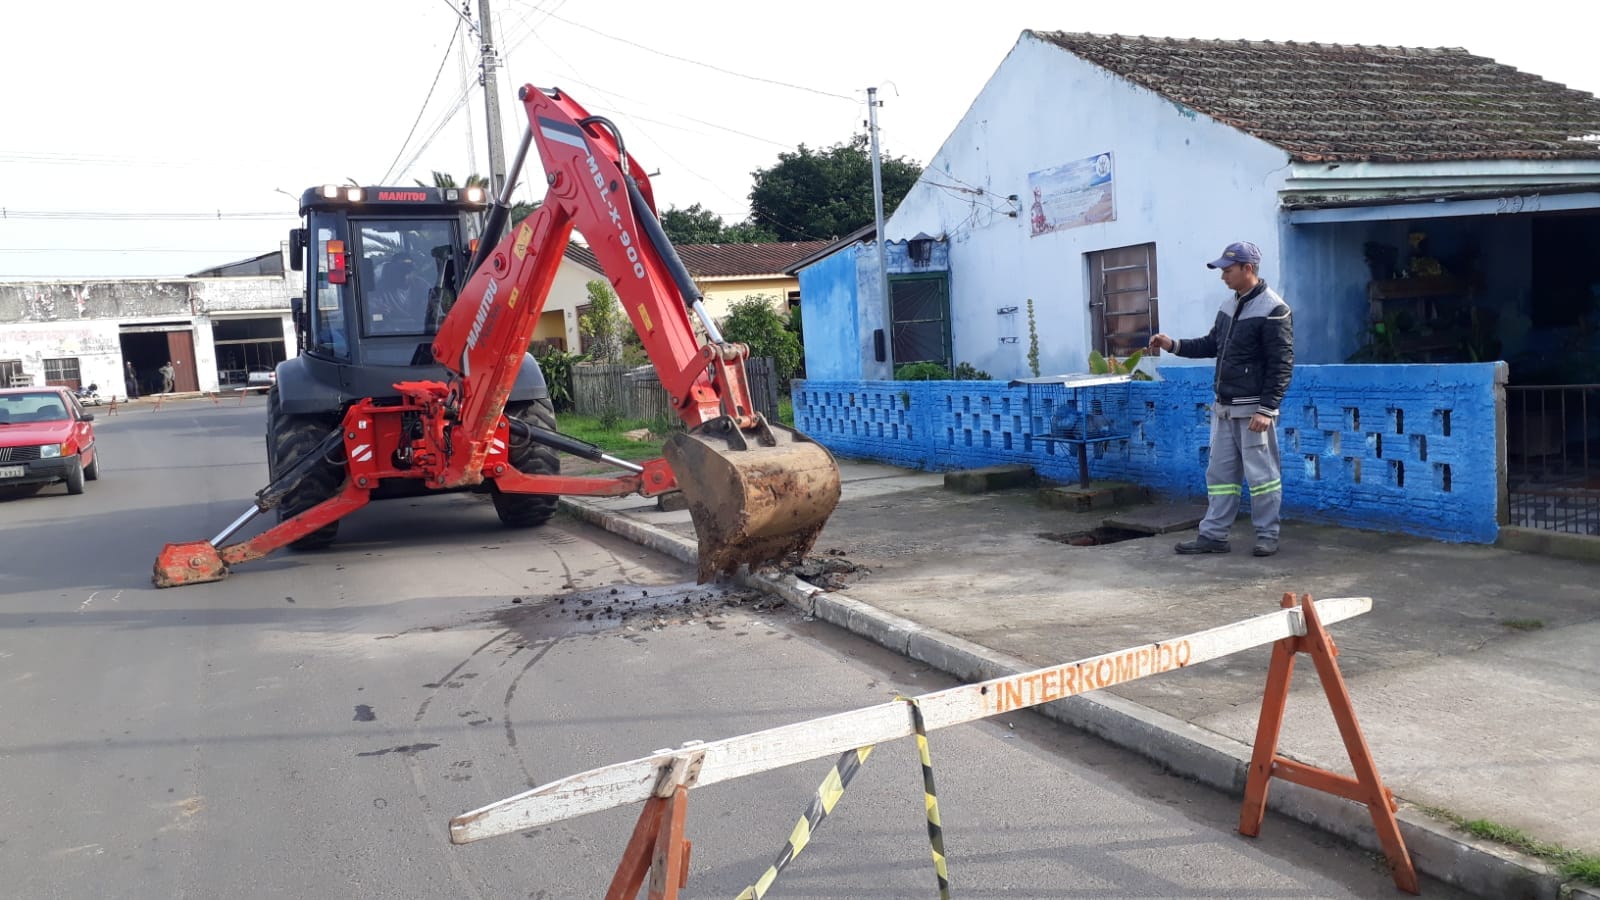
1198;405;1283;542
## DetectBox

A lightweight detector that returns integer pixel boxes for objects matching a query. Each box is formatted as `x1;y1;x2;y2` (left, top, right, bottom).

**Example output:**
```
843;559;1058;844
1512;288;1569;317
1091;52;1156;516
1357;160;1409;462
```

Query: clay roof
671;241;833;278
563;242;601;272
1033;31;1600;162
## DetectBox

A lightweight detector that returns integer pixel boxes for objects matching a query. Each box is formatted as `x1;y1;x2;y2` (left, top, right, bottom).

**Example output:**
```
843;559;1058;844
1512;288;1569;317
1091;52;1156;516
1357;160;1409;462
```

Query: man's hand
1148;333;1174;353
1248;412;1272;433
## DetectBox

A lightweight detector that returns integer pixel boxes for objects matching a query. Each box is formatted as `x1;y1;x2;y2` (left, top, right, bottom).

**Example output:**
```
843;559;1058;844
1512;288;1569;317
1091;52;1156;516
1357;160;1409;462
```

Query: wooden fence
569;357;779;425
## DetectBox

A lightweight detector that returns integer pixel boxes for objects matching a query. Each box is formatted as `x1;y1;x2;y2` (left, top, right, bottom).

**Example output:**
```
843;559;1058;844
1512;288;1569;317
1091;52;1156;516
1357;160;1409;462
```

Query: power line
383;17;465;183
441;0;477;34
520;4;857;103
0;247;271;254
0;209;294;221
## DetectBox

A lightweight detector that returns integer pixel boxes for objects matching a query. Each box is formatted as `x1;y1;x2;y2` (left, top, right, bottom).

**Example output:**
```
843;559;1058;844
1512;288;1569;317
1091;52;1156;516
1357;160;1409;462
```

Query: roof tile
1035;32;1600;162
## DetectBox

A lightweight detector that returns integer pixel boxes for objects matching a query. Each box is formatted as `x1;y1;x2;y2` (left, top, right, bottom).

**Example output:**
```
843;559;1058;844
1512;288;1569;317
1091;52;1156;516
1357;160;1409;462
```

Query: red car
0;386;100;495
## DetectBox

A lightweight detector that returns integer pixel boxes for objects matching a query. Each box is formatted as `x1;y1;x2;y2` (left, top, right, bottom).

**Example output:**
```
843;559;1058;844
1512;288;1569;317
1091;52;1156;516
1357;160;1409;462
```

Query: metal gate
1506;384;1600;534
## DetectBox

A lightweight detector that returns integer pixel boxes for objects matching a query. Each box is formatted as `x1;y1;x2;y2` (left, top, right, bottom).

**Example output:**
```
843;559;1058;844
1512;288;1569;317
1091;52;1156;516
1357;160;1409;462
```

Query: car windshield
0;392;70;425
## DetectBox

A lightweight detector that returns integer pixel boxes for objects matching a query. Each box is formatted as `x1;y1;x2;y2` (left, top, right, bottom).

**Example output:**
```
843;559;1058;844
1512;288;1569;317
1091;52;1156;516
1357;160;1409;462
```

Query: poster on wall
1027;152;1115;236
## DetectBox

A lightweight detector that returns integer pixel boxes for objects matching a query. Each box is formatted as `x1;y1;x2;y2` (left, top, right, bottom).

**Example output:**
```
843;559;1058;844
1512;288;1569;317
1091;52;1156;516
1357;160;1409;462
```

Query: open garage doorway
210;317;287;388
119;325;197;395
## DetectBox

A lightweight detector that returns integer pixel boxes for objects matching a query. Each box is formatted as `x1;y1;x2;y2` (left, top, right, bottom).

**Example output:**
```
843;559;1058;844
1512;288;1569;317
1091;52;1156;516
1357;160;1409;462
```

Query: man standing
124;361;140;400
1148;241;1294;557
159;361;176;394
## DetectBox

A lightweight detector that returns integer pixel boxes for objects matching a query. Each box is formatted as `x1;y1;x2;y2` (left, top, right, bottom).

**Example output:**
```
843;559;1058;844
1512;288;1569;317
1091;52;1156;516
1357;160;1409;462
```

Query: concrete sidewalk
560;459;1599;899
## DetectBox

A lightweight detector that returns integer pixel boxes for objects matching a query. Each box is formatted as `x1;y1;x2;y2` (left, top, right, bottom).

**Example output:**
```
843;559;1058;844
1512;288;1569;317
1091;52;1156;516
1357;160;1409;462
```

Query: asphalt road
0;397;1471;898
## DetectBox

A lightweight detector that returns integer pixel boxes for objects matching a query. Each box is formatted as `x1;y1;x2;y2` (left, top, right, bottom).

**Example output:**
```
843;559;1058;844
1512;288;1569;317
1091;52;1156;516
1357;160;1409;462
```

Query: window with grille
1088;243;1159;359
890;274;952;369
43;357;82;389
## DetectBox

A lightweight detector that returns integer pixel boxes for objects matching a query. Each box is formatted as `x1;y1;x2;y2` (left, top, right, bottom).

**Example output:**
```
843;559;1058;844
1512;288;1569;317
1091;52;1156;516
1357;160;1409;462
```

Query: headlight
39;443;62;459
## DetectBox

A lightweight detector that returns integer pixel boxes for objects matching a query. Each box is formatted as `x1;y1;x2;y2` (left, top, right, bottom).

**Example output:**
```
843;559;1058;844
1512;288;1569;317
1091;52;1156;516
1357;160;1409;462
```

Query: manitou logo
467;277;499;350
377;191;428;201
585;152;646;280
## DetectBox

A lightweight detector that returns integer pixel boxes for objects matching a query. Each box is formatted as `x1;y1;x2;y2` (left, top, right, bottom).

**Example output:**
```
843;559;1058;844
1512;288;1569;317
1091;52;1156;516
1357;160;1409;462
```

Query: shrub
533;348;584;411
953;362;991;381
720;295;802;387
894;361;952;381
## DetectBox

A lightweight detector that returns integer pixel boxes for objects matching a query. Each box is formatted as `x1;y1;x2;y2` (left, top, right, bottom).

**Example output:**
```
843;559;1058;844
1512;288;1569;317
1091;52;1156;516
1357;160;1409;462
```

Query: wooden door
166;330;199;392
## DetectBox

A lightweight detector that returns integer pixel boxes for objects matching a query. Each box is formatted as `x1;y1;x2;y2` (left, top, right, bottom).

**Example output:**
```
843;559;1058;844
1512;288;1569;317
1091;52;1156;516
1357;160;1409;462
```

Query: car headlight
39;443;62;459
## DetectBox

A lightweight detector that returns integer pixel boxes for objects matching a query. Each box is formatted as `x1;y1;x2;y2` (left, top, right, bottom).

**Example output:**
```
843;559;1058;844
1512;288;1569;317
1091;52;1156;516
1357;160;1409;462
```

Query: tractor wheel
267;387;344;550
492;398;561;528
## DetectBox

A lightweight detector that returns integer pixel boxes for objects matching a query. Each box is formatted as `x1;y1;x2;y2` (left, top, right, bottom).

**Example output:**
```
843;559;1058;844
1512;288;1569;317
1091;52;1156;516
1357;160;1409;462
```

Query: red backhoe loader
152;85;841;588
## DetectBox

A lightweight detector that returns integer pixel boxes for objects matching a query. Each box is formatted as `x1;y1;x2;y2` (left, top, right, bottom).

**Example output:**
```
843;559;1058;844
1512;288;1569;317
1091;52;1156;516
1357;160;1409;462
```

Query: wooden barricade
449;594;1416;899
1239;592;1418;893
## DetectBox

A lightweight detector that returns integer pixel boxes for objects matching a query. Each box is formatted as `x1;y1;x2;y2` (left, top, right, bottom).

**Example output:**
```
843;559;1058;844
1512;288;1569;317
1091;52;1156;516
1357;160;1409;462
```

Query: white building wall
886;33;1293;380
548;257;601;349
0;321;124;394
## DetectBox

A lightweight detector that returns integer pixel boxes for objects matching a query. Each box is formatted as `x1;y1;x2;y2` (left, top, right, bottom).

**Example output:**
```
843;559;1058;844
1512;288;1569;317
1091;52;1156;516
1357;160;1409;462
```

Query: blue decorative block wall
793;363;1504;544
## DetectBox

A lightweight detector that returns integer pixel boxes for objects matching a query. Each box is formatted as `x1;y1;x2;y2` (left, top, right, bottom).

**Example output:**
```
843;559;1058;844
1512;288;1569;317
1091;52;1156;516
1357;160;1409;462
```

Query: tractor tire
267;387;344;550
491;398;561;528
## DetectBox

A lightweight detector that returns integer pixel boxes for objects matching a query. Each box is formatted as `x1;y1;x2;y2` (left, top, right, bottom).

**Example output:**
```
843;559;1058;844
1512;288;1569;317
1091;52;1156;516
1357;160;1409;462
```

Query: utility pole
866;86;892;370
476;0;508;196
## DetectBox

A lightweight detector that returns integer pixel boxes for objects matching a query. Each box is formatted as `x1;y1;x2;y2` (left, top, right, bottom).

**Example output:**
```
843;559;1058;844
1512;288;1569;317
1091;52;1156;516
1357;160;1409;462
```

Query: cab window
353;219;460;337
311;225;351;360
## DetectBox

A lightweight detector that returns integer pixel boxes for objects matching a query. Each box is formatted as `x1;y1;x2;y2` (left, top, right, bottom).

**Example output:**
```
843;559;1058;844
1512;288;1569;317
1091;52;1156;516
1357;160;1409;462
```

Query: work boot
1174;535;1230;554
1252;538;1279;557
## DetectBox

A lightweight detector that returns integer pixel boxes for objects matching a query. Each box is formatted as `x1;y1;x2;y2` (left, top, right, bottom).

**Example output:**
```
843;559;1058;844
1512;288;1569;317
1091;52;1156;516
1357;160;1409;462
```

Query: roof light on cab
320;184;340;199
345;187;364;202
465;187;486;203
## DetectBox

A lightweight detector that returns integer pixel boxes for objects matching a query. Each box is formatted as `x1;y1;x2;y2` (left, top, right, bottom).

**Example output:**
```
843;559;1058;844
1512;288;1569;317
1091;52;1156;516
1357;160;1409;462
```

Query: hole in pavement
1037;527;1150;547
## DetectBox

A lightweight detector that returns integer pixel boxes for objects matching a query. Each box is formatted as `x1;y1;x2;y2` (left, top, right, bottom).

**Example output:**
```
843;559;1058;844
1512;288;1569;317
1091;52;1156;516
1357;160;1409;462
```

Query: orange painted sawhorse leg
1239;592;1420;894
605;753;702;900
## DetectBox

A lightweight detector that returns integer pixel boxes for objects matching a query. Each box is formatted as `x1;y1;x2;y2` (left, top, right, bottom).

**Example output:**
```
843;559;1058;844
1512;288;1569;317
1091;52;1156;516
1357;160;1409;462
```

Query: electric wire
382;17;465;183
509;2;856;102
0;209;294;221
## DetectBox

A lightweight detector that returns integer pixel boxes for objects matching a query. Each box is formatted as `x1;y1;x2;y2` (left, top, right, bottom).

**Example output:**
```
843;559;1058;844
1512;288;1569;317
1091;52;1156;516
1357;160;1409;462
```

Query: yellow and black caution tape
902;695;951;900
735;743;875;900
736;697;953;899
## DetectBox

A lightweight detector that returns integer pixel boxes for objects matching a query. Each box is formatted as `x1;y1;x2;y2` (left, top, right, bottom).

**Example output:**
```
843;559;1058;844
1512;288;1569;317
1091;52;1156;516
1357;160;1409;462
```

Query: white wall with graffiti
0;269;293;396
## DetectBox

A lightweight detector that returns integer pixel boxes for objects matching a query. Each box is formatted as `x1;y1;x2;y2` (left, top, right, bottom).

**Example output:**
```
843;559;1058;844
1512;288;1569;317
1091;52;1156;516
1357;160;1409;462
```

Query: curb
560;497;1590;900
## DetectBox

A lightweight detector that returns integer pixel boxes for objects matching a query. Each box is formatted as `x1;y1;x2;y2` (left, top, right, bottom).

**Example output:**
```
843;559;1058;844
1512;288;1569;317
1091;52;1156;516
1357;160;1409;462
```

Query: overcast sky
2;0;1595;281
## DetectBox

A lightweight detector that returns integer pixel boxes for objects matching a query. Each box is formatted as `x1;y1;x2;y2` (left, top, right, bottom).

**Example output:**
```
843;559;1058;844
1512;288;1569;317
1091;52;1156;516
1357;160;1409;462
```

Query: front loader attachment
663;416;841;583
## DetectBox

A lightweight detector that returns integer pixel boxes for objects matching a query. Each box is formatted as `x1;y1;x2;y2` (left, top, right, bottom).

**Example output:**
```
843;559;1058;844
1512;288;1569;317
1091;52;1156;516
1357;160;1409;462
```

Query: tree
720;295;802;387
659;203;774;245
748;135;922;242
660;204;727;244
578;279;625;364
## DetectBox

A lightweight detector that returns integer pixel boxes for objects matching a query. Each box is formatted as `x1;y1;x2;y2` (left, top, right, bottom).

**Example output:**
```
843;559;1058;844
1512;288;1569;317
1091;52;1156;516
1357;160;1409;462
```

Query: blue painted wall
794;363;1505;543
797;250;864;381
797;239;954;381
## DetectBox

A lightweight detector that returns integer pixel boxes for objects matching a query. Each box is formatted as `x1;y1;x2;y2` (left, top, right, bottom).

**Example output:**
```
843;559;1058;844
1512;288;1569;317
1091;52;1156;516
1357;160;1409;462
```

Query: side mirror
288;228;306;271
82;413;95;422
291;296;307;335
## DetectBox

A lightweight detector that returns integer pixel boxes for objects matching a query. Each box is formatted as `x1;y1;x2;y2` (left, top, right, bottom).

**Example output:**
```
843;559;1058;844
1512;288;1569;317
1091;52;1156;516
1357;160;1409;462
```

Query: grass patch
1416;806;1600;885
1500;618;1544;631
555;412;666;460
778;396;794;427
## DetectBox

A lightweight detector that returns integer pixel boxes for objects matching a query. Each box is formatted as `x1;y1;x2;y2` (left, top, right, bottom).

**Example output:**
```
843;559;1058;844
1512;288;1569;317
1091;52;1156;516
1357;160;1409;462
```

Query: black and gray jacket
1173;282;1294;415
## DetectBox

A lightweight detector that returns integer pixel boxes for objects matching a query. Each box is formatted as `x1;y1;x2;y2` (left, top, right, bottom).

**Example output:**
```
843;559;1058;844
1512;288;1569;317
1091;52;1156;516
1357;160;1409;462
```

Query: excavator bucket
663;419;841;583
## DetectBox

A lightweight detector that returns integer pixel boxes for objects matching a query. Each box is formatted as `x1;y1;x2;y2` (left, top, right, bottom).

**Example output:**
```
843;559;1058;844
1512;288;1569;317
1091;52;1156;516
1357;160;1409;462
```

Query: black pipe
624;174;703;313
